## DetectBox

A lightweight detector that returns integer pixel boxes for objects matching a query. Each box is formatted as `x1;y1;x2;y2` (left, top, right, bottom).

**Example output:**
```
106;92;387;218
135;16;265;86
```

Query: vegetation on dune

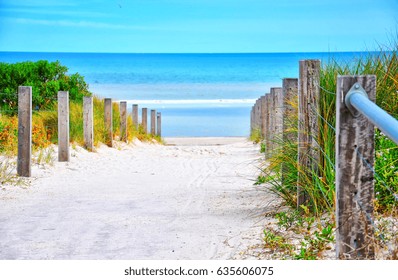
249;128;262;144
0;60;90;111
255;36;398;259
0;60;161;185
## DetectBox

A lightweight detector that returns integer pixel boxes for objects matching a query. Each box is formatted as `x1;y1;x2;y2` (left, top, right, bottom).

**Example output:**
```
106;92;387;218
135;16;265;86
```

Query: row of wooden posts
102;98;162;147
17;87;162;178
251;59;377;259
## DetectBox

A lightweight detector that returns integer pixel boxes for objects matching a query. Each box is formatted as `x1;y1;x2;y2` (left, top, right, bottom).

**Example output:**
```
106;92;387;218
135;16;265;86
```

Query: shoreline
164;137;248;146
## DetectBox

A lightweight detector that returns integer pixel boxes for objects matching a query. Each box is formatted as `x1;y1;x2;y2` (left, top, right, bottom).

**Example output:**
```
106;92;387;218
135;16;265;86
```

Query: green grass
0;96;162;186
250;128;262;143
0;157;25;186
257;35;398;259
261;209;335;259
257;38;398;216
1;96;161;152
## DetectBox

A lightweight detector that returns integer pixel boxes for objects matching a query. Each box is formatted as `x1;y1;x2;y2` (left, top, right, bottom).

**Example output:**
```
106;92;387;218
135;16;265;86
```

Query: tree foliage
0;60;91;111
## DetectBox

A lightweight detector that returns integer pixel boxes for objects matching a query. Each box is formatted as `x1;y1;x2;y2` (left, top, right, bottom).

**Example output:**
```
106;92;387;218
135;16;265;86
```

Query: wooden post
268;90;276;155
253;100;257;130
150;109;156;135
272;87;283;148
255;98;261;130
282;78;298;142
142;108;148;133
282;79;298;186
83;96;94;151
157;112;161;137
297;59;321;207
264;94;271;158
120;101;127;142
258;98;262;131
58;91;69;162
104;98;113;147
335;75;376;259
252;101;257;131
250;106;254;135
132;104;138;129
260;95;266;137
17;86;32;177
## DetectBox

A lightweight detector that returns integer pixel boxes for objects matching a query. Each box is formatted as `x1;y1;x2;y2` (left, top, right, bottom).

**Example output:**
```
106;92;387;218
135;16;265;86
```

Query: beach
0;51;364;137
0;138;277;260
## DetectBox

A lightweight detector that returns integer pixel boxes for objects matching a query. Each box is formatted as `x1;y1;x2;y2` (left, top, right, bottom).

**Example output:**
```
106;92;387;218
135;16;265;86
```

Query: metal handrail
345;83;398;145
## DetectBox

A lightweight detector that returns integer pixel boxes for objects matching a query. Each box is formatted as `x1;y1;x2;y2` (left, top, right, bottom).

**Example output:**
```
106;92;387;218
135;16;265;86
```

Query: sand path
0;137;270;259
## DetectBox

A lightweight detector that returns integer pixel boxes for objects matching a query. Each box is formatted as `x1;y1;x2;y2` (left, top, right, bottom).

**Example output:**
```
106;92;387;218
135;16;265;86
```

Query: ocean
0;52;365;136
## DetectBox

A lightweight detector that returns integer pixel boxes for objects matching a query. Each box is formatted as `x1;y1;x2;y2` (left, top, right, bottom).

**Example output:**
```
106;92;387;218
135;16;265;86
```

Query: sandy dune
0;137;274;260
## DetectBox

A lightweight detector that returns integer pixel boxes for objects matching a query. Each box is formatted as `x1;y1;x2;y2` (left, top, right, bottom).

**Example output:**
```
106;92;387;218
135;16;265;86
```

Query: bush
0;115;18;154
0;60;90;111
0;59;161;155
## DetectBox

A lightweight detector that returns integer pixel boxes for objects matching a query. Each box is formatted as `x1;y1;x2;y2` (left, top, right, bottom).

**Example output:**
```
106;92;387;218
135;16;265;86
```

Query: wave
88;82;280;101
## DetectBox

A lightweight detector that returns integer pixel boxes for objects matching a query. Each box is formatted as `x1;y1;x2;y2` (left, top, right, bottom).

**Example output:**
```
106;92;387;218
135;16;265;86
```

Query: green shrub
0;60;90;111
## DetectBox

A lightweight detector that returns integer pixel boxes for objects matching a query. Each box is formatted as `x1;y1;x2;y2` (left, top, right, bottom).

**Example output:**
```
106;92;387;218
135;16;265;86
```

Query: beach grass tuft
258;35;398;215
257;34;398;259
0;95;162;186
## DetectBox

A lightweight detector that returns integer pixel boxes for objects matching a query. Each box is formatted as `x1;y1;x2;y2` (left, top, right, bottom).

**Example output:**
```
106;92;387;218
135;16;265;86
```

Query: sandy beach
0;137;276;260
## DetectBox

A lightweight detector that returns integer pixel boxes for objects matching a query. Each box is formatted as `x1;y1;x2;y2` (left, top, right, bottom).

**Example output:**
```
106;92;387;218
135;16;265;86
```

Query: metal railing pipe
347;92;398;145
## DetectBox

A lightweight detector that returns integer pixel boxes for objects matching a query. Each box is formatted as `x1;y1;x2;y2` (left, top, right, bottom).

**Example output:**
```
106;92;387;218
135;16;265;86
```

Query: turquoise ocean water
0;52;365;136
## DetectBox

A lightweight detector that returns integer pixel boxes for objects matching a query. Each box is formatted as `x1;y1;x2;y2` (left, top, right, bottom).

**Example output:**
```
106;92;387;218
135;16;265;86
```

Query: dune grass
253;37;398;259
249;128;262;143
256;40;398;216
0;96;161;156
0;96;161;186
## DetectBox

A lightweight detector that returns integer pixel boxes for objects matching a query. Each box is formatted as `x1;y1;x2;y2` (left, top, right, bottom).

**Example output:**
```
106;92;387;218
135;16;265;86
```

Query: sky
0;0;397;53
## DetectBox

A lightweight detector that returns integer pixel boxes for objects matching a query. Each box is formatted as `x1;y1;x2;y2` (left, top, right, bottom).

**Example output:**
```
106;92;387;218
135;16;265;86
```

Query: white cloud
2;0;77;7
10;17;151;30
0;7;111;18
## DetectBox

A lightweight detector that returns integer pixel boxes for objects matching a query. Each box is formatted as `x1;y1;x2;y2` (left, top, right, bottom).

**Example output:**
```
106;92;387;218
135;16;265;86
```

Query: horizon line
121;99;257;104
0;50;382;55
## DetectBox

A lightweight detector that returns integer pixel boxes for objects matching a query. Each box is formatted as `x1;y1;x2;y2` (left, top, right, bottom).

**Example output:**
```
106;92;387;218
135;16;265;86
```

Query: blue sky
0;0;397;53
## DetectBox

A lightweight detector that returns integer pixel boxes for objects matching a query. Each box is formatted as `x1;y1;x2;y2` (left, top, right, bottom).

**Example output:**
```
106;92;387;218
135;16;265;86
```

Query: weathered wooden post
258;98;262;131
132;104;138;129
335;75;376;259
255;98;261;130
58;91;69;162
252;101;257;131
260;95;266;137
150;109;156;135
250;106;254;135
17;86;32;177
281;79;298;186
272;87;283;149
254;104;257;130
157;112;161;137
83;96;94;151
142;108;148;133
252;100;257;131
264;94;271;158
104;98;113;147
268;89;276;155
120;101;127;142
282;78;298;142
297;59;321;207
